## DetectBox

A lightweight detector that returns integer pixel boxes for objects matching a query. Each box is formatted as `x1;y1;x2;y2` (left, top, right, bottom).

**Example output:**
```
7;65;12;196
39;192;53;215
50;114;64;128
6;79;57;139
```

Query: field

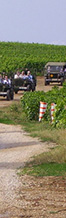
0;42;66;74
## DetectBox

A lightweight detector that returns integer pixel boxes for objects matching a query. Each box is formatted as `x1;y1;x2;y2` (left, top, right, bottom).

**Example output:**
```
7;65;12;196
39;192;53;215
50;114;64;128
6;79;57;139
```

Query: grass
18;163;66;177
0;101;66;177
0;102;23;125
23;121;66;146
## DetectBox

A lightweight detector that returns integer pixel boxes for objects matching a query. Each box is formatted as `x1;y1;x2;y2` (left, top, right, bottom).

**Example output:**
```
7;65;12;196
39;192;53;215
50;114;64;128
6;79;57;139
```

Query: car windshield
47;66;63;72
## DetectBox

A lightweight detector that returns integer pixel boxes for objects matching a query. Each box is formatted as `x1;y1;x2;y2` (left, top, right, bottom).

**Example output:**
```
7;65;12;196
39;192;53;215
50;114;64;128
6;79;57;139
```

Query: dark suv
0;82;14;100
44;62;66;86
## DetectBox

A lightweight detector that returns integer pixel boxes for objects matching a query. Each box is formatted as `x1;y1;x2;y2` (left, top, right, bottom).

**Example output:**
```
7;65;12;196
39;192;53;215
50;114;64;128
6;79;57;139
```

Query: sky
0;0;66;45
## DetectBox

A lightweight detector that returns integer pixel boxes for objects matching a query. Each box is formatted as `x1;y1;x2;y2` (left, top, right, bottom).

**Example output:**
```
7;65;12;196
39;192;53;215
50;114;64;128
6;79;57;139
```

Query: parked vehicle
0;83;14;100
44;62;66;86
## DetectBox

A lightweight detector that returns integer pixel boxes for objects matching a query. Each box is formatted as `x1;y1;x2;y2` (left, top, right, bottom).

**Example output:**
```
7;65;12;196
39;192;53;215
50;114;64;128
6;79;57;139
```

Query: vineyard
0;42;66;75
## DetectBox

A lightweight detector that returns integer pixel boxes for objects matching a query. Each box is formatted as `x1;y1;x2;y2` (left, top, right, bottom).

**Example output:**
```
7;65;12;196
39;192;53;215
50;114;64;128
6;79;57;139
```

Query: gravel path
0;123;55;218
0;124;66;218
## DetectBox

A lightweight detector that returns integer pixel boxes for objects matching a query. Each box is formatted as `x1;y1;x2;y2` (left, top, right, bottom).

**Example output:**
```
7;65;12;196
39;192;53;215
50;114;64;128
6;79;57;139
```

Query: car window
47;66;63;72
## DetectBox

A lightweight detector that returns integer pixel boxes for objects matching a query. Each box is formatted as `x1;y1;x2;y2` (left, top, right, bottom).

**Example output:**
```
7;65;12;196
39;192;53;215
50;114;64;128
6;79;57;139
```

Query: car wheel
45;79;48;86
10;90;14;100
32;83;36;91
7;90;11;100
27;84;31;91
61;78;63;86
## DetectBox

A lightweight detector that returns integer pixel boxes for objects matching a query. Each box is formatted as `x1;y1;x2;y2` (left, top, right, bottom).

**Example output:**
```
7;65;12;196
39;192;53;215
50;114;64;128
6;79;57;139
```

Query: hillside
0;42;66;75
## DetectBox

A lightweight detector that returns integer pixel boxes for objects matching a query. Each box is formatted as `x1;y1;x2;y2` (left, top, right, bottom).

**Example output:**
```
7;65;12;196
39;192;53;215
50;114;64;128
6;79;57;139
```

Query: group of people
0;74;11;86
14;70;33;82
0;70;33;85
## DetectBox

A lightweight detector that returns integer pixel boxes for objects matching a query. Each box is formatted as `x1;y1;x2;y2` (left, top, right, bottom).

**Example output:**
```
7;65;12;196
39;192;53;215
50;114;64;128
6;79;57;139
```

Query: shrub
21;84;66;128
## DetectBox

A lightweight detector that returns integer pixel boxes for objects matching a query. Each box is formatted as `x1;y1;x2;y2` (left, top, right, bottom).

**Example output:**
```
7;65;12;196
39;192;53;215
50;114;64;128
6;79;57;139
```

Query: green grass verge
18;163;66;177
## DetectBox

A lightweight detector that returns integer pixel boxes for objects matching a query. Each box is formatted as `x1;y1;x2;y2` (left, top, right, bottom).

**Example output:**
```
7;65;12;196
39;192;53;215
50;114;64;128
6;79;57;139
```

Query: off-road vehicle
0;82;14;100
13;75;36;94
44;62;66;86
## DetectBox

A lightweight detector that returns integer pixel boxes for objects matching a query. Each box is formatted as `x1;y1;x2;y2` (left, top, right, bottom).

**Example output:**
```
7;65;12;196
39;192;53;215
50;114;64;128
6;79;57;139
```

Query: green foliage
21;91;47;120
21;83;66;128
18;163;66;177
0;42;66;75
54;101;66;128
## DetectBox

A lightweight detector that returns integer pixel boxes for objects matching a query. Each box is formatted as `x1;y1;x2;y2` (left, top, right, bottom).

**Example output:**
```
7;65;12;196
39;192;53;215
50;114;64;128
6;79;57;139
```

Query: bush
21;84;66;128
21;91;46;120
54;101;66;128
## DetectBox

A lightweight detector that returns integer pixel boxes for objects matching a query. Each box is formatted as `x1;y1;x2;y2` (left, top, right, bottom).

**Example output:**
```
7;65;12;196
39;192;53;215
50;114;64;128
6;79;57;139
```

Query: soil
0;77;66;218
